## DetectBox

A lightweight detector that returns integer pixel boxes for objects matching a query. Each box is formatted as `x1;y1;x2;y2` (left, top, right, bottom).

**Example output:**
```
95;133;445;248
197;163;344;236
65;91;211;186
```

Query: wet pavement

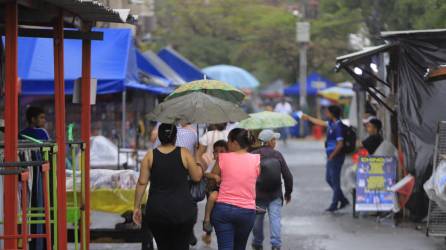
70;139;444;250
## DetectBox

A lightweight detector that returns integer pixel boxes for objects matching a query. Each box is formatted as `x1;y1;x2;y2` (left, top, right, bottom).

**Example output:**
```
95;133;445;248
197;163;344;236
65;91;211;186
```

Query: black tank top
145;147;196;224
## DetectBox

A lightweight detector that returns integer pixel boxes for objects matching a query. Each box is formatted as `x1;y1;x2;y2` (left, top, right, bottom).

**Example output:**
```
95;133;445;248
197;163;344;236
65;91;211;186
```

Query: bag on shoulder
190;179;207;202
341;123;357;154
257;157;282;193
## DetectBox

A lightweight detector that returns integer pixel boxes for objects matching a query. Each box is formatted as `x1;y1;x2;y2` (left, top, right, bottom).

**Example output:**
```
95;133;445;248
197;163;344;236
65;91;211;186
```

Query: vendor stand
0;1;136;249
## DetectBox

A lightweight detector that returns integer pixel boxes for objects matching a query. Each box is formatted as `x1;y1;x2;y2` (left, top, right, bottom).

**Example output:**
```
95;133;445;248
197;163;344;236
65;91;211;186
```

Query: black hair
213;123;227;131
228;128;255;149
158;123;177;145
213;140;228;150
369;118;382;132
328;105;342;120
26;106;45;124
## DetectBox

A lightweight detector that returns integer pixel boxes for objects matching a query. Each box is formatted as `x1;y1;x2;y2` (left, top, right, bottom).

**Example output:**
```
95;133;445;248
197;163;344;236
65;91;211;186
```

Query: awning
158;47;206;82
137;50;185;86
284;72;335;96
17;28;170;96
336;44;394;70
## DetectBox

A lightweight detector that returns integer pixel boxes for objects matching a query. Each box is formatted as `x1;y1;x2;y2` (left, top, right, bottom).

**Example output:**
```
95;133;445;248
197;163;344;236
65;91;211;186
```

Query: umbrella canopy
147;92;249;124
238;111;297;130
165;79;245;103
318;86;354;102
203;65;260;89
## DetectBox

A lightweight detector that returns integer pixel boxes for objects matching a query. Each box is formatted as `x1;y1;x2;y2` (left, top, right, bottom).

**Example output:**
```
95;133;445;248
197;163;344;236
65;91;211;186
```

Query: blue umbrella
203;64;260;89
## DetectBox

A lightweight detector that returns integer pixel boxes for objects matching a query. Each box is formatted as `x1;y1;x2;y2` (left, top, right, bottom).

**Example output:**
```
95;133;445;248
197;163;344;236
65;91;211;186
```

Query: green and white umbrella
147;92;248;124
238;111;297;130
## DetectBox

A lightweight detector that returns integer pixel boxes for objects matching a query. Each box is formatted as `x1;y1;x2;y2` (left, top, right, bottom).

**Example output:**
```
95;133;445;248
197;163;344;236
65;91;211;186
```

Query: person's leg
141;212;154;250
233;207;256;250
147;221;170;250
172;220;195;250
332;157;348;205
325;160;334;188
211;203;235;250
190;202;198;246
268;198;283;248
204;191;218;226
326;160;338;210
251;211;265;248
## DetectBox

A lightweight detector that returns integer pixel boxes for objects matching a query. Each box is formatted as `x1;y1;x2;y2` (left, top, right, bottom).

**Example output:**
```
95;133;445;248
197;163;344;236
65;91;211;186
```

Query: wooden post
80;22;92;250
54;12;68;250
3;3;19;248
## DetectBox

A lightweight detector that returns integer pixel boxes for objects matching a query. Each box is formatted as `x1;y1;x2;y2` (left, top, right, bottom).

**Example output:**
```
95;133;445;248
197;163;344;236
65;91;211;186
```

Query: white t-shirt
274;102;292;114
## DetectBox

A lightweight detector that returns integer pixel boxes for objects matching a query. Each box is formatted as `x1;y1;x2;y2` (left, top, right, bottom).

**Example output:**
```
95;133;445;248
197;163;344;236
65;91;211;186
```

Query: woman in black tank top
134;124;203;250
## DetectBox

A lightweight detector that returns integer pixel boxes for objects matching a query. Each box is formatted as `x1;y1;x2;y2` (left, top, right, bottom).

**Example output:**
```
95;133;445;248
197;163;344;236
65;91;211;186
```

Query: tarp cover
284;72;335;96
17;28;169;95
390;36;446;188
158;47;205;82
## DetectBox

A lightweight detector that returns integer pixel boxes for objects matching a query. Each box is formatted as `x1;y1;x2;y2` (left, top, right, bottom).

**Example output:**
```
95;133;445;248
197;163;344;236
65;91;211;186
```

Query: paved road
71;140;444;250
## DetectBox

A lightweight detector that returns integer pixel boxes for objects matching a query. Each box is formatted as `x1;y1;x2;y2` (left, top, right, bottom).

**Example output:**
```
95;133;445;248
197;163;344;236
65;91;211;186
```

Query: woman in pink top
211;128;260;250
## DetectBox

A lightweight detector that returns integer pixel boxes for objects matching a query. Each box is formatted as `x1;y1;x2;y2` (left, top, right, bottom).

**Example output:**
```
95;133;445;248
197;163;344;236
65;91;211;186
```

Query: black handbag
190;178;207;202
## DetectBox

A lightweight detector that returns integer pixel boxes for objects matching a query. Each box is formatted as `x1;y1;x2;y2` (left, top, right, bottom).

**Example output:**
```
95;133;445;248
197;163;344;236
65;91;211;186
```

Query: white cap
363;116;376;124
258;129;280;142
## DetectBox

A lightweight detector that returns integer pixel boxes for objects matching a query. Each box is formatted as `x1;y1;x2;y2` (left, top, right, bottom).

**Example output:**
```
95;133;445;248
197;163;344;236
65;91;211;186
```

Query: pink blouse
217;152;260;210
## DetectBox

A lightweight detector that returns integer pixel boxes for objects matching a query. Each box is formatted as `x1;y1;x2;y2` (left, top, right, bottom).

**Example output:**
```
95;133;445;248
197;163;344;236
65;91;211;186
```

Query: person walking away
150;122;199;246
302;105;349;212
202;140;228;245
196;123;229;170
133;124;203;250
274;99;293;143
251;130;293;250
361;118;383;155
211;128;260;250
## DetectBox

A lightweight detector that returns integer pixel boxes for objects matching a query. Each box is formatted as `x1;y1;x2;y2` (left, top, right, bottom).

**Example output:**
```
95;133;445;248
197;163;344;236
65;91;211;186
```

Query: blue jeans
252;198;282;248
326;155;348;208
211;203;256;250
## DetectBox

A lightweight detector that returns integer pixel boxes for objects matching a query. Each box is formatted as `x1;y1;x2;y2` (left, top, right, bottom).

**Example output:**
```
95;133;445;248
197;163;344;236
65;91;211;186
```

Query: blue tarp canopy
284;72;335;96
17;28;171;96
158;47;205;82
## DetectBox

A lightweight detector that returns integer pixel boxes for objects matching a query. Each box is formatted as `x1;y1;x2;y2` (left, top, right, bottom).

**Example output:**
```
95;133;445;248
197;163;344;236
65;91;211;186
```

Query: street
72;140;444;250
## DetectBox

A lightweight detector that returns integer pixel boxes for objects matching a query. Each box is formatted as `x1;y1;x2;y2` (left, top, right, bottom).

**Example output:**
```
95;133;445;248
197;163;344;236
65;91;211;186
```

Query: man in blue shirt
20;106;50;141
303;105;349;212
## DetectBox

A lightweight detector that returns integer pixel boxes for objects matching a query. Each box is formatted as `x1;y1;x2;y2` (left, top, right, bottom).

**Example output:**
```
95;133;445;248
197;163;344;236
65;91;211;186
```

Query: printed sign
355;156;397;212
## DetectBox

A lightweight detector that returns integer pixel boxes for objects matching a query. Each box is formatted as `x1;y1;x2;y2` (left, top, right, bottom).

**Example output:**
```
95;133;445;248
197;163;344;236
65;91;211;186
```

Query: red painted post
3;3;19;249
53;12;68;250
80;23;92;250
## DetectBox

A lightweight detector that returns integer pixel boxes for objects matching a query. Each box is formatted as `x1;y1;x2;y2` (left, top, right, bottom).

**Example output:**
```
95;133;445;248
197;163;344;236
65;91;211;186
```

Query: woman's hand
214;175;221;184
133;208;142;225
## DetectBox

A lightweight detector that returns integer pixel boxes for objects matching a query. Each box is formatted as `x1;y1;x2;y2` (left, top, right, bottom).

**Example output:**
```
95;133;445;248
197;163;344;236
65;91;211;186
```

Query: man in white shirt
274;99;293;144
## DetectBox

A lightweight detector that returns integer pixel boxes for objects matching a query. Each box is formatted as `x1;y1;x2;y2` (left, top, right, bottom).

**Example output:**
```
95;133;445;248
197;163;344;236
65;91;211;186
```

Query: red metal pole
80;23;92;250
3;3;19;249
54;12;68;250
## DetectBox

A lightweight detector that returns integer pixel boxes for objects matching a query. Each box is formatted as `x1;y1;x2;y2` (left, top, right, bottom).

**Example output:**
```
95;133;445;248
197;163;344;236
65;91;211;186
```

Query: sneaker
252;245;263;250
203;221;213;234
325;206;338;213
272;247;281;250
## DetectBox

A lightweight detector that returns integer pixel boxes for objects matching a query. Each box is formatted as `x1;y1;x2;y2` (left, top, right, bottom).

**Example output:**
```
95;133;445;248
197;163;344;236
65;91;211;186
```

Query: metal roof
0;0;137;25
381;29;446;38
335;44;394;69
45;0;137;24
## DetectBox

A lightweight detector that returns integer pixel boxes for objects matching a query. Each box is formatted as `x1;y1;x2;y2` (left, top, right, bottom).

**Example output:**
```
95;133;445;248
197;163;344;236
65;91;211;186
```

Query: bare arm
182;148;203;182
302;114;327;127
133;150;152;225
195;144;208;169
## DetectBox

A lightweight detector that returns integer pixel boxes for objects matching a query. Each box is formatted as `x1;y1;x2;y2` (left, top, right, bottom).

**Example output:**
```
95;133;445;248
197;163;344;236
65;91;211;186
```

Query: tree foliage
151;0;446;85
